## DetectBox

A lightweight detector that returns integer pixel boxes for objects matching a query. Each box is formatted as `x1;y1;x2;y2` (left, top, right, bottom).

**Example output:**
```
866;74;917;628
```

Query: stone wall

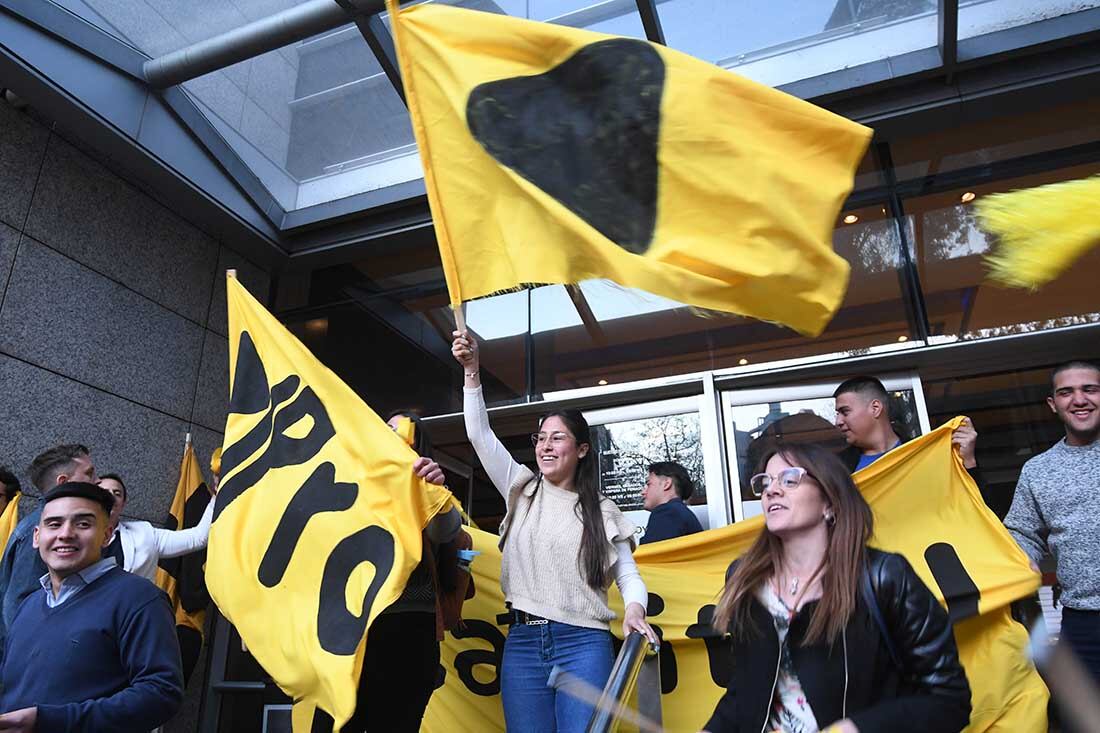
0;97;271;732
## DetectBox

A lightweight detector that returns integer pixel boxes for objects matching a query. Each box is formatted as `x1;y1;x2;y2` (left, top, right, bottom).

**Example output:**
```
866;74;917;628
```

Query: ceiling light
738;358;749;366
960;192;976;203
897;335;908;342
843;214;859;224
597;379;608;386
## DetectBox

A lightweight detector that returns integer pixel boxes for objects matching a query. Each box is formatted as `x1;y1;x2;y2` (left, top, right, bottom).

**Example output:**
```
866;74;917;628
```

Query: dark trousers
342;611;440;733
1062;608;1100;684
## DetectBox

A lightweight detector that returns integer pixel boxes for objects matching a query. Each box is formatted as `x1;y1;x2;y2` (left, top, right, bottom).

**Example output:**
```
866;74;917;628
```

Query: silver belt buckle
527;618;548;625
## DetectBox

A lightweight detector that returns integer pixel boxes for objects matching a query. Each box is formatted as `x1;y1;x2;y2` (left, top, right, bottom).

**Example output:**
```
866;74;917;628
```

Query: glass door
583;395;723;541
721;373;930;522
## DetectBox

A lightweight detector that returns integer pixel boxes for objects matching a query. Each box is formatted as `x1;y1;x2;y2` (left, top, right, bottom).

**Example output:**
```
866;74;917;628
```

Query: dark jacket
705;548;971;733
640;498;703;544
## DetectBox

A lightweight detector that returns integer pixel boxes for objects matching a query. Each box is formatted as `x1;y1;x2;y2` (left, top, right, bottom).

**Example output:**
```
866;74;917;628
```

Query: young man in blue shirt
640;461;703;544
0;481;182;732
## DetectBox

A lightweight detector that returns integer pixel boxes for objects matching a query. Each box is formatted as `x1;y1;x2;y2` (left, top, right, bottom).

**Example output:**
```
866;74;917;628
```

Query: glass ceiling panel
959;0;1100;42
660;0;939;87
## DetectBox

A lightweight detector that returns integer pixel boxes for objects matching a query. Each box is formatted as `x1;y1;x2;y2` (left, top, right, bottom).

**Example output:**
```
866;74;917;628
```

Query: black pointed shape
229;331;270;416
467;38;664;254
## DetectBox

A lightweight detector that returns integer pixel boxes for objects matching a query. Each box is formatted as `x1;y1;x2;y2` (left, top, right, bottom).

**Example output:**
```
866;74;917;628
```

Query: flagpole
453;303;466;335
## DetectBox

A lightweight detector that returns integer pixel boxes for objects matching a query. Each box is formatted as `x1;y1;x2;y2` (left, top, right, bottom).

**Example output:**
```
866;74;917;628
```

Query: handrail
586;631;661;733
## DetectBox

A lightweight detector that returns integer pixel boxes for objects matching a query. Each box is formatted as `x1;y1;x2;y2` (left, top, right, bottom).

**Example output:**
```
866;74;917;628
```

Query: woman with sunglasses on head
703;443;970;733
452;330;657;733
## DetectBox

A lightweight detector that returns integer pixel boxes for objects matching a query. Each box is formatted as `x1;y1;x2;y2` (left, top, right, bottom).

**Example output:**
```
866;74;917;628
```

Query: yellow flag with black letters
154;440;211;683
387;1;872;336
208;276;454;730
425;417;1048;732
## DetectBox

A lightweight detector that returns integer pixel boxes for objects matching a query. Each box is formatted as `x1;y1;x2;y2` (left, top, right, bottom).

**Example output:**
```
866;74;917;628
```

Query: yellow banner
388;2;871;336
425;418;1048;732
209;276;453;730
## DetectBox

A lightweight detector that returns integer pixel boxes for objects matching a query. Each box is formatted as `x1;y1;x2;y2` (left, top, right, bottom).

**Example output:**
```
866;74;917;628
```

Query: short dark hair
28;444;90;493
0;466;19;501
833;376;889;406
1051;360;1100;393
648;461;694;501
41;481;114;518
98;472;127;502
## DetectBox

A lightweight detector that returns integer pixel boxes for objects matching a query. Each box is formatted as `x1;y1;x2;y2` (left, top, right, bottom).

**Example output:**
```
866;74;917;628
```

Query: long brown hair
713;443;873;645
538;409;609;591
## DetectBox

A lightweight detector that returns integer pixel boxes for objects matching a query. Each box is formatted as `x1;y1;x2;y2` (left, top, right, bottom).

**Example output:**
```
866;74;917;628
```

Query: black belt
506;608;549;626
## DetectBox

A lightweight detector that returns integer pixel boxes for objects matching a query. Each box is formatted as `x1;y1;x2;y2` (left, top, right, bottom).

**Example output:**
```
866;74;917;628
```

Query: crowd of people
0;345;1095;733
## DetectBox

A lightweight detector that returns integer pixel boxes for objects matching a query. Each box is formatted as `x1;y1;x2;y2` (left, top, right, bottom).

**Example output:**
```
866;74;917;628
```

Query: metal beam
635;0;665;45
143;0;384;88
355;12;405;105
939;0;959;81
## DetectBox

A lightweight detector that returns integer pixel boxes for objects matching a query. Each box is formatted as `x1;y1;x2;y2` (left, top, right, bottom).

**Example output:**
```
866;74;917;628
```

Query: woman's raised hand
452;330;480;373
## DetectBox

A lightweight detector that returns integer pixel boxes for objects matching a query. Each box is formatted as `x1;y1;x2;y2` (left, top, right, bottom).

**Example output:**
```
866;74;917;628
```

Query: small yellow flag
425;418;1047;732
209;276;453;730
154;441;211;681
387;2;872;336
0;494;19;560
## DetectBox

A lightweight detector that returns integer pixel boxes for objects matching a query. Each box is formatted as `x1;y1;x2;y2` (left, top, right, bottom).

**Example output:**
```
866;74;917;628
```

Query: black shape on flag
467;39;664;254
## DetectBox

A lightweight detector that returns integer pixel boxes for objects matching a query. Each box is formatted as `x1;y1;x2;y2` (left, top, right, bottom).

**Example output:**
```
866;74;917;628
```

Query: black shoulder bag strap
862;563;902;670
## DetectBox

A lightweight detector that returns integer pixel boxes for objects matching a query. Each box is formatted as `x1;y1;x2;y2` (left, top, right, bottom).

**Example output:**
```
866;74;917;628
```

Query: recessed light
843;214;859;224
960;192;976;203
597;379;608;386
897;335;908;342
738;358;749;366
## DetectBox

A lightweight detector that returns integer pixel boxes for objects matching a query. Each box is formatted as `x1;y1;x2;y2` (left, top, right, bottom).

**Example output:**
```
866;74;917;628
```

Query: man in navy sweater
0;482;183;732
640;461;703;544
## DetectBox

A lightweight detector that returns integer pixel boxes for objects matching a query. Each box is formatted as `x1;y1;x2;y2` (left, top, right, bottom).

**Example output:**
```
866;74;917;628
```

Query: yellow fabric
976;175;1100;289
154;443;207;635
209;277;453;731
387;2;872;337
395;416;416;447
0;493;19;560
424;417;1047;732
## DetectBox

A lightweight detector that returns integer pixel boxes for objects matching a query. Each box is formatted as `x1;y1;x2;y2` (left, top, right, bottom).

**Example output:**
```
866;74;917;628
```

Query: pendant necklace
788;576;799;596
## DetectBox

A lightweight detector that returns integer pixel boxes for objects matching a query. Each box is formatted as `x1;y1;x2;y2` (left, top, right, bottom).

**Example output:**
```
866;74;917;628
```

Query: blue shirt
854;440;902;472
641;498;703;544
39;557;117;608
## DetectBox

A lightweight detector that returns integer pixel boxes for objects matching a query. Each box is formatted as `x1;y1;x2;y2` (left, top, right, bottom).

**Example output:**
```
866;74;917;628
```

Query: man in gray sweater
1005;359;1100;682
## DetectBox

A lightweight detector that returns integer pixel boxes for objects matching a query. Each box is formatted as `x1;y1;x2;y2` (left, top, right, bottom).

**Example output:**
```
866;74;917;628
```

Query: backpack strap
862;562;902;670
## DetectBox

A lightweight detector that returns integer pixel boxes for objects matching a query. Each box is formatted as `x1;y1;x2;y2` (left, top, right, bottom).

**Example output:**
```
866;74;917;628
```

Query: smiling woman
451;330;657;732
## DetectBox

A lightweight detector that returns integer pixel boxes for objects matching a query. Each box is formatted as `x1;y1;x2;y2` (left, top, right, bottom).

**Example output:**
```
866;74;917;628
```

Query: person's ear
32;526;40;549
870;399;883;419
1046;396;1057;414
577;443;589;459
661;476;674;494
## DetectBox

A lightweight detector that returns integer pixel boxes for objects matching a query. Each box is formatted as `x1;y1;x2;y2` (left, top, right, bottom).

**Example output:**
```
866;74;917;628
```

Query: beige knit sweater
464;386;648;630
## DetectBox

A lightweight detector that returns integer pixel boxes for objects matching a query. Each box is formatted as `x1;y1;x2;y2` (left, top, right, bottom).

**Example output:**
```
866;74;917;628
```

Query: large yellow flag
209;276;454;730
387;2;872;336
0;494;19;560
425;417;1048;732
154;439;211;682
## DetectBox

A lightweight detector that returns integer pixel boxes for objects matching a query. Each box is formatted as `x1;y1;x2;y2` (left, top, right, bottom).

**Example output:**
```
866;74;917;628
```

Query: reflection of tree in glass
834;218;902;274
825;0;936;29
595;415;706;508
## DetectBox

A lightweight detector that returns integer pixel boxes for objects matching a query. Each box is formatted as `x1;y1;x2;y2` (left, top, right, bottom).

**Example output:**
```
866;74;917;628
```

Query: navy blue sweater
0;566;183;732
640;498;703;544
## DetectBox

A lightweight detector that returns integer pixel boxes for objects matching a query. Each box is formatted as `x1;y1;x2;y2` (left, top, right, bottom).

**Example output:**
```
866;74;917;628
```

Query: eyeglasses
531;431;573;447
749;467;812;497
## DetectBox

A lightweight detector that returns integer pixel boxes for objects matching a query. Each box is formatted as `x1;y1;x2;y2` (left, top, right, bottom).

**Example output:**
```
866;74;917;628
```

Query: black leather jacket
705;548;971;733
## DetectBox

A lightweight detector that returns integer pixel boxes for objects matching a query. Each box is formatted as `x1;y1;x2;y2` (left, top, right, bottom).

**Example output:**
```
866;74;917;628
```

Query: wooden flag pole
452;303;466;335
227;268;237;279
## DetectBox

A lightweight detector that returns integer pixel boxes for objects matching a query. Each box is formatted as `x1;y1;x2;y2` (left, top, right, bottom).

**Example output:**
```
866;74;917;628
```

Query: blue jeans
1062;608;1100;684
501;620;614;733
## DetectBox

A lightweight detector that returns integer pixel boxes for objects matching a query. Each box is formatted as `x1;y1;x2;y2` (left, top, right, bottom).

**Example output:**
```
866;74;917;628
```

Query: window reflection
906;161;1100;342
959;0;1100;42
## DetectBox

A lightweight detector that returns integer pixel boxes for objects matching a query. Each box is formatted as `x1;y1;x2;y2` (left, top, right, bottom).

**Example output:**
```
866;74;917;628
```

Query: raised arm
453;331;531;500
152;497;214;560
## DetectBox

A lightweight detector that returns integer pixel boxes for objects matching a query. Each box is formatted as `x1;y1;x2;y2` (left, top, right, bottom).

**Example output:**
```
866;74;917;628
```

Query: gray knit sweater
1004;437;1100;610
